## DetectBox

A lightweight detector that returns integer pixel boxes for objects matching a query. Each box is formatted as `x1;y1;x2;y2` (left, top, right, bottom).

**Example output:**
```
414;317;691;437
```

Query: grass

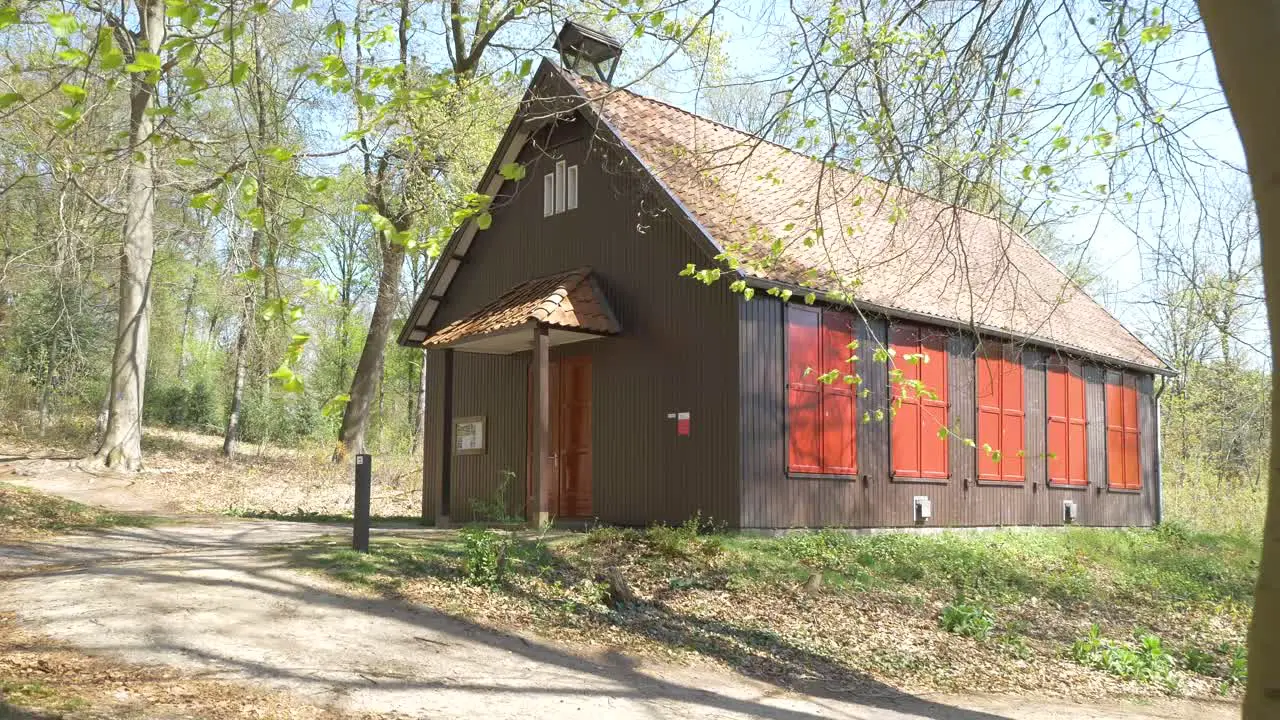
222;507;429;527
0;482;157;538
291;521;1258;700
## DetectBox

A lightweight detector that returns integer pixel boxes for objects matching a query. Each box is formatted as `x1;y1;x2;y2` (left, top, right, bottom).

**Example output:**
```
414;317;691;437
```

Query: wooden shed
398;36;1171;530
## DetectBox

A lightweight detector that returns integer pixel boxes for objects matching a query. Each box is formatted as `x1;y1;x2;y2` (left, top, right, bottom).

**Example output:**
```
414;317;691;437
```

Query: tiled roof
561;70;1166;371
423;267;619;348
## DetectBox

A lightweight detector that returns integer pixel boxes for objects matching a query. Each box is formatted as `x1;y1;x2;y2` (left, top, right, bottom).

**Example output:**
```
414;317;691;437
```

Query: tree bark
177;274;197;383
336;238;405;458
222;300;253;456
94;0;165;471
1197;2;1280;717
224;18;273;458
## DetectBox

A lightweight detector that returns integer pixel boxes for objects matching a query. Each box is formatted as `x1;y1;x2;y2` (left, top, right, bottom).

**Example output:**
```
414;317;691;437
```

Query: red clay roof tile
423;268;619;348
563;70;1166;371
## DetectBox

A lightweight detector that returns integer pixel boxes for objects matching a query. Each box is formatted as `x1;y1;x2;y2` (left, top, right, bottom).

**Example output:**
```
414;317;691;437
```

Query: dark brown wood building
399;34;1171;531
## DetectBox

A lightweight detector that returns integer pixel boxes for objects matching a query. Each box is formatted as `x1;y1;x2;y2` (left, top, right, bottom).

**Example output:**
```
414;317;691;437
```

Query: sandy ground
0;460;1243;720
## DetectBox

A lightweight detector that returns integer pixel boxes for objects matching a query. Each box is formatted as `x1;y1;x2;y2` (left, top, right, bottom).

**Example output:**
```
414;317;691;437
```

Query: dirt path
0;467;1241;720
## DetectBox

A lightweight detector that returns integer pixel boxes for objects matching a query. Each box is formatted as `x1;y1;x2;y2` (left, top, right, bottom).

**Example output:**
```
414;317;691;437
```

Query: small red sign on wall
676;412;690;436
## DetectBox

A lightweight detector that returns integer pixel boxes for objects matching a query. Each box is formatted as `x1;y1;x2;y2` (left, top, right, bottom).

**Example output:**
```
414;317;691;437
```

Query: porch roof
422;267;620;353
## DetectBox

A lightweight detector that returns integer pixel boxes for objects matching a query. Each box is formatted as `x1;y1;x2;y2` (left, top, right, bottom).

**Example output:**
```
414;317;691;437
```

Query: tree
1196;4;1280;716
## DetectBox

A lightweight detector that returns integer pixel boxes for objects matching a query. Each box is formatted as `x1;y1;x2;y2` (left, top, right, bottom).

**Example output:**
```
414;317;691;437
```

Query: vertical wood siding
737;298;1160;529
422;117;740;526
420;348;445;520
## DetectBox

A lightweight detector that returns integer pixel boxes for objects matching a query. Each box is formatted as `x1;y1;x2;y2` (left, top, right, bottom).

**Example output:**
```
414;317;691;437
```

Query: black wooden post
354;453;371;552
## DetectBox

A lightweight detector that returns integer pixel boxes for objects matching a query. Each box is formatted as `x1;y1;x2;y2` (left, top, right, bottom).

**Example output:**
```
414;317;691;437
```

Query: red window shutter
977;345;1025;482
1066;365;1088;485
919;330;949;478
1002;352;1026;481
820;311;857;474
786;307;821;473
890;324;921;477
1122;375;1141;489
1048;360;1088;486
890;324;949;479
976;348;1002;481
1106;373;1127;488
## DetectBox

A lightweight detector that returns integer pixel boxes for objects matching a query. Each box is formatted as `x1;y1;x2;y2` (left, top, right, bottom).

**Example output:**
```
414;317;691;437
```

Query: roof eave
741;276;1175;376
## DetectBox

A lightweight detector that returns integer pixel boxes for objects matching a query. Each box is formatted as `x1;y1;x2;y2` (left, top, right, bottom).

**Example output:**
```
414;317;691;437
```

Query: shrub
646;512;722;560
460;526;511;587
1071;624;1176;688
939;600;995;639
780;530;854;573
469;470;521;524
1183;647;1217;676
1224;644;1248;687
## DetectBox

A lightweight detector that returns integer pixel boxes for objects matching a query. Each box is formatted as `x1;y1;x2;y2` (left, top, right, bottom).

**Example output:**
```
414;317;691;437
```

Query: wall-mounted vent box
913;496;932;522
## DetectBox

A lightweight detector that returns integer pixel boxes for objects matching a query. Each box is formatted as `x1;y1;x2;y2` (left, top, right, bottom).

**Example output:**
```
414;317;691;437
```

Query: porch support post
436;348;454;527
531;323;552;529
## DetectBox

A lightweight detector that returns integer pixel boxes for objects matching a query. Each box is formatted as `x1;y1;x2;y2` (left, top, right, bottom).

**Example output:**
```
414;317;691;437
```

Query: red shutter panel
1122;375;1141;489
1001;350;1025;481
890;324;921;477
1066;364;1088;486
786;307;822;473
1047;363;1069;484
1106;374;1126;488
820;311;857;474
976;348;1001;481
918;330;949;478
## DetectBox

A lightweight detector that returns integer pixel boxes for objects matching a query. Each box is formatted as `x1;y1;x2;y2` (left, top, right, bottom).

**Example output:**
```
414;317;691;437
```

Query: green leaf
183;66;207;91
237;267;262;282
190;192;216;209
308;176;333;193
230;62;249;86
518;58;533;77
243;206;265;229
59;84;87;103
0;92;25;109
125;51;163;74
321;394;351;418
476;212;492;230
265;145;294;162
0;7;20;29
291;0;311;10
498;162;526;181
45;12;79;38
1090;82;1106;97
174;157;197;168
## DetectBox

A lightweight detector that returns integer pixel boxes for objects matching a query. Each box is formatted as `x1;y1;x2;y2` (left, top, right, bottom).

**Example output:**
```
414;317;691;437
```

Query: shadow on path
0;522;1015;720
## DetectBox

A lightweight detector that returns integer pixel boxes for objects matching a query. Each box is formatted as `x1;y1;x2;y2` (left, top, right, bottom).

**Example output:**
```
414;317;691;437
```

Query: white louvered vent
543;173;555;217
566;165;579;210
543;162;579;217
554;161;567;213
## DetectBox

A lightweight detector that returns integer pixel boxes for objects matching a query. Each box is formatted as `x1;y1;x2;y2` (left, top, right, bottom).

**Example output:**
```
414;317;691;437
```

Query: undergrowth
0;481;156;537
295;520;1257;700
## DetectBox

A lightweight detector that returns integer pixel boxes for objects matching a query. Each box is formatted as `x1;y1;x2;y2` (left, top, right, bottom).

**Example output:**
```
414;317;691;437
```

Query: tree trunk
411;349;427;455
37;362;52;437
224;21;273;458
336;238;405;459
1197;3;1280;717
94;1;165;471
177;274;197;383
222;305;252;456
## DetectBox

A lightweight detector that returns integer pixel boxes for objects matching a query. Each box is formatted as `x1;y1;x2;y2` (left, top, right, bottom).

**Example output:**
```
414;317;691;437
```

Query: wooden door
556;356;592;517
527;355;593;519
